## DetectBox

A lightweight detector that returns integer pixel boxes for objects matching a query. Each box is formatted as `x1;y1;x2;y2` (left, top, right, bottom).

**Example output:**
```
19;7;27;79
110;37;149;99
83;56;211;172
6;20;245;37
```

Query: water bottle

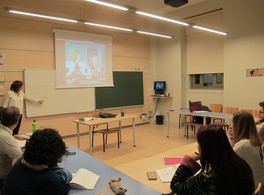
32;120;38;133
121;110;124;117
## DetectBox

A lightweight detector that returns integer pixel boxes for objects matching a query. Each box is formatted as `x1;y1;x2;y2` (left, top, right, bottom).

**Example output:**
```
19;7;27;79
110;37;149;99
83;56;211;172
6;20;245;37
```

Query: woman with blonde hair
228;111;264;188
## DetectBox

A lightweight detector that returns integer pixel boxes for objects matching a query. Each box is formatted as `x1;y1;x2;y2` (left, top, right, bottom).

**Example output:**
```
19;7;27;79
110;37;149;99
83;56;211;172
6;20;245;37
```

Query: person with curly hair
2;128;72;195
170;124;255;195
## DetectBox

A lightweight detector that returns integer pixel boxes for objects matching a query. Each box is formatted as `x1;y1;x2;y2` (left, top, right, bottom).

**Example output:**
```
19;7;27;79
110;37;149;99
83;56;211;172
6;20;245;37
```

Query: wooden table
73;114;137;155
115;142;198;194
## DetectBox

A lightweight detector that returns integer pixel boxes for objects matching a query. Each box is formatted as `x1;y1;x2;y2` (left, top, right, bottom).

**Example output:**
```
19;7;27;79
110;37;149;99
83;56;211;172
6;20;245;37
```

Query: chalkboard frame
95;71;144;109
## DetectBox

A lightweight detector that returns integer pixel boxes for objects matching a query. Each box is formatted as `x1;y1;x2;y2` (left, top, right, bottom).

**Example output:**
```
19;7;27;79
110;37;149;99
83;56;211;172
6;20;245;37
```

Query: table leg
167;112;170;138
89;125;93;155
132;118;136;147
184;115;187;138
76;123;80;149
119;120;122;143
203;117;206;126
210;117;213;124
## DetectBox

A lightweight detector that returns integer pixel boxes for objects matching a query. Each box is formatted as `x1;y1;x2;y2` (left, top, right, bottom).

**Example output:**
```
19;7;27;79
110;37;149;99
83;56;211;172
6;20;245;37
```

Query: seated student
256;101;264;141
259;126;264;142
0;106;27;141
171;124;254;195
255;101;264;125
0;107;22;193
228;111;264;188
2;128;72;195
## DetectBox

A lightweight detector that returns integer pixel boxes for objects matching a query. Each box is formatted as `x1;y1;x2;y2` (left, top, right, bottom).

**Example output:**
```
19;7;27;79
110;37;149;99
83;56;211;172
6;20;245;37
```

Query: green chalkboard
95;71;144;109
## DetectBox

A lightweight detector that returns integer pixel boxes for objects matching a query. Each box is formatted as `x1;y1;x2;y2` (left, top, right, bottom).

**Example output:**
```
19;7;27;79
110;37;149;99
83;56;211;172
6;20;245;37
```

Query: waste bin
156;115;164;125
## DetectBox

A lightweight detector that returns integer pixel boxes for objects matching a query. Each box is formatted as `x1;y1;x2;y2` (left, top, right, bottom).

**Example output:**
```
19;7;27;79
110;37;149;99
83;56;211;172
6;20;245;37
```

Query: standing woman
3;80;44;135
228;111;264;189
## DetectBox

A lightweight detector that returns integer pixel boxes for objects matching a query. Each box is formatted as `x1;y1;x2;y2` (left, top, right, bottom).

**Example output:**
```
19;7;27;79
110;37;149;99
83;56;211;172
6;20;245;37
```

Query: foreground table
59;145;160;195
73;114;137;155
115;142;197;194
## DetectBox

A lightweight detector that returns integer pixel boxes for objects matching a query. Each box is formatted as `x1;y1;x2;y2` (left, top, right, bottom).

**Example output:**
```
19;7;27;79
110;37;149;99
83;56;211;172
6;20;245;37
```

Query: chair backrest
209;104;223;113
240;109;259;117
224;107;239;114
189;101;202;112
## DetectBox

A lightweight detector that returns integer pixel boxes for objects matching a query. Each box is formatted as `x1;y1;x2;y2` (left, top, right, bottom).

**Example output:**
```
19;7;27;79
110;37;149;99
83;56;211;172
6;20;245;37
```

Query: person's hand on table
188;153;200;161
255;116;264;125
14;135;29;140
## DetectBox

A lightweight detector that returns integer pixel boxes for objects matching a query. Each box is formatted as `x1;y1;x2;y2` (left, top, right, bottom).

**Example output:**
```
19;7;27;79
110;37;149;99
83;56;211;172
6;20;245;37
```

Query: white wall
150;27;184;124
224;0;264;110
151;0;264;125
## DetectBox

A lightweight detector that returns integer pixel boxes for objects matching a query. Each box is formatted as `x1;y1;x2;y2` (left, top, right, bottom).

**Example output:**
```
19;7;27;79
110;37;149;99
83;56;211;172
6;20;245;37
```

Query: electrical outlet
140;113;147;120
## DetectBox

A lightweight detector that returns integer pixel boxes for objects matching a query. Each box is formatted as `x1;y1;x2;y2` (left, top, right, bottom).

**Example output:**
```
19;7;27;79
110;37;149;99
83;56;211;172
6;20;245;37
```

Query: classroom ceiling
112;0;205;13
105;0;223;36
109;0;207;17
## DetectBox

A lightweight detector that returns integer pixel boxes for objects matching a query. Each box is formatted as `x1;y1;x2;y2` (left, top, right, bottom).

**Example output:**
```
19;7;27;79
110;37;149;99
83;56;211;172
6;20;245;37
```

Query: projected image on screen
65;41;106;85
54;29;113;88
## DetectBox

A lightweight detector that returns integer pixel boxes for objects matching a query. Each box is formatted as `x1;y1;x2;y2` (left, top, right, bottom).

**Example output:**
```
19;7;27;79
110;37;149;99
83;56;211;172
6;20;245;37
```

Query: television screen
154;81;166;90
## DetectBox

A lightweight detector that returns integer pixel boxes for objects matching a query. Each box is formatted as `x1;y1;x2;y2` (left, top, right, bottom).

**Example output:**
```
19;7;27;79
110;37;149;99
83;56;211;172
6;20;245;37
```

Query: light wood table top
73;114;137;155
115;142;198;194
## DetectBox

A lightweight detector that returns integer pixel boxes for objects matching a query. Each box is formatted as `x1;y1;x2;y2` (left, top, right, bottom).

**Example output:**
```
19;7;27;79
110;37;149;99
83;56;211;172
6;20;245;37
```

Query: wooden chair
91;111;120;152
241;109;259;117
210;104;223;123
178;108;193;129
98;127;120;152
214;106;239;130
92;123;120;152
209;104;222;113
224;106;239;114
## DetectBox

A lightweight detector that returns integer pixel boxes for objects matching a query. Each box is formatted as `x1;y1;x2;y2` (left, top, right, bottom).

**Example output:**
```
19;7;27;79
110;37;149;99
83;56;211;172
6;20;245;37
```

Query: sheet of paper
16;139;27;148
193;111;208;113
70;168;100;190
155;164;180;183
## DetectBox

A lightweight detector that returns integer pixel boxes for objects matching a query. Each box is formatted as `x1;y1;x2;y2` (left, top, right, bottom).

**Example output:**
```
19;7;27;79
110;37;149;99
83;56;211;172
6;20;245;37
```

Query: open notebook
70;168;100;190
155;164;180;183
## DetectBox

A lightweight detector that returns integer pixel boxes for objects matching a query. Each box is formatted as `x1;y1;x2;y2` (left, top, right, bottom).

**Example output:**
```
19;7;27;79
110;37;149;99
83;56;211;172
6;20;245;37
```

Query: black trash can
156;115;164;125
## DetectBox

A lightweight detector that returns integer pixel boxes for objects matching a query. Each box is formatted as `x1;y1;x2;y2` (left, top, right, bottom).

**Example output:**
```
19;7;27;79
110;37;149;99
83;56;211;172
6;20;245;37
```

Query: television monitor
154;81;166;94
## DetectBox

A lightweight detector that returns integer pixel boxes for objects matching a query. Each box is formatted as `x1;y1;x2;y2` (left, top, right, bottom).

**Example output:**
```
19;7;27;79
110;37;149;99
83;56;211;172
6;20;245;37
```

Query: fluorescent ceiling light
85;0;128;11
192;25;227;35
137;31;172;39
9;10;78;23
136;11;189;26
85;22;132;31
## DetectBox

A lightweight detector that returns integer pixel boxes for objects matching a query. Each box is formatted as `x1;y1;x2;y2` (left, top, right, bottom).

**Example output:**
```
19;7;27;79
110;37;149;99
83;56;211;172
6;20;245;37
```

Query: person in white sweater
228;111;264;188
3;80;44;135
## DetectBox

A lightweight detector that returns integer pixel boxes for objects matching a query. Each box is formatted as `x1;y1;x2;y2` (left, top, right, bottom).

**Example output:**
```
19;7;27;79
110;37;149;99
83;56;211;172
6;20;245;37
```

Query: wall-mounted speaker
164;0;188;7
